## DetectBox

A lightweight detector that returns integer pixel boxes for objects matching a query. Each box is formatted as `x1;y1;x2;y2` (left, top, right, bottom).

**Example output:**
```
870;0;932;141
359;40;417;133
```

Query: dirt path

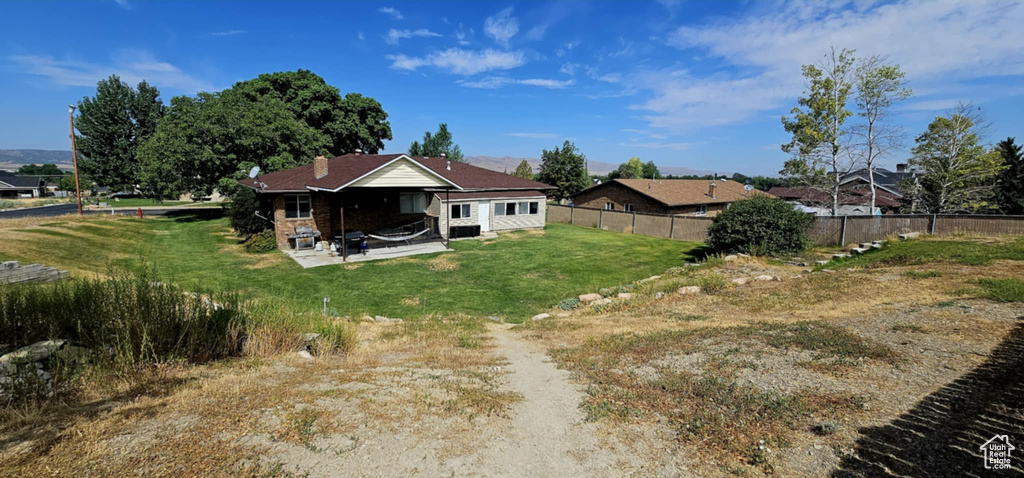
458;324;643;477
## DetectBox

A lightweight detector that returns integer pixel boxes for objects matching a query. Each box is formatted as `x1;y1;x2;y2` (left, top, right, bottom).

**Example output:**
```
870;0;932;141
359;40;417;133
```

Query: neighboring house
570;178;769;216
768;186;903;215
0;171;44;198
238;152;554;249
840;164;917;197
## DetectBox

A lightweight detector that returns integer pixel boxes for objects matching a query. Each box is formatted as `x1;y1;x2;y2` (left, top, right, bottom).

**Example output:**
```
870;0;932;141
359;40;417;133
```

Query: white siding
490;199;546;232
435;196;546;237
349;158;451;188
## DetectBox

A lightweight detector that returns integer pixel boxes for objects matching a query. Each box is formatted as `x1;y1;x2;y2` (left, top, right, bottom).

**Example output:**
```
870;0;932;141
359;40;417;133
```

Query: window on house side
400;193;426;214
696;204;707;215
624;203;634;212
529;202;539;215
506;202;517;216
605;202;614;210
495;202;505;216
285;194;312;219
451;204;470;219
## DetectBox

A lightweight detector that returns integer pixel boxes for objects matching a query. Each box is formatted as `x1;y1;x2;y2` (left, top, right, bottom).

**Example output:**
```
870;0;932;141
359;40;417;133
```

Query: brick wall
273;192;332;248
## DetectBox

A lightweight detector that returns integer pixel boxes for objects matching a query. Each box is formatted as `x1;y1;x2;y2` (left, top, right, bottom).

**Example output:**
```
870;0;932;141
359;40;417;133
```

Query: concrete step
832;253;851;260
850;247;870;254
871;243;883;249
816;260;830;266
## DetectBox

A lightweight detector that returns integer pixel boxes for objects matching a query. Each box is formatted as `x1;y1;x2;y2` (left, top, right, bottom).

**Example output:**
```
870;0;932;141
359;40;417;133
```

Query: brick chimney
708;179;717;199
314;155;328;179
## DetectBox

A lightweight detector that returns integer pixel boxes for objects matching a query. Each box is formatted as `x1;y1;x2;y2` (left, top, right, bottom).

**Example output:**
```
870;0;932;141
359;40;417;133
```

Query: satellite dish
249;166;261;178
744;184;754;192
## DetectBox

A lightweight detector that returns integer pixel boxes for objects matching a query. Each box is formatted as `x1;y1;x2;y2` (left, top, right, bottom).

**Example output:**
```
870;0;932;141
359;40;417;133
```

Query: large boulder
579;293;603;304
0;340;66;365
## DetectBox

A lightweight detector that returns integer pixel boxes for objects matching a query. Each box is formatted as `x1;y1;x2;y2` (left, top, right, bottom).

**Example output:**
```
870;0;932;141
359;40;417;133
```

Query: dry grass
426;255;459;271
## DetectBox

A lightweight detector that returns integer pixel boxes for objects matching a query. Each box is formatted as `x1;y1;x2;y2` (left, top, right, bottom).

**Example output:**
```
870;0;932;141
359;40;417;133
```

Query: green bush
706;195;811;256
557;298;582;310
228;187;270;238
244;229;277;253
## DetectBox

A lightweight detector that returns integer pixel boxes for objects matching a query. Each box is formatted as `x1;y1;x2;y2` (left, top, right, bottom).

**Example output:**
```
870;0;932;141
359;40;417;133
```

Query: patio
285;240;453;268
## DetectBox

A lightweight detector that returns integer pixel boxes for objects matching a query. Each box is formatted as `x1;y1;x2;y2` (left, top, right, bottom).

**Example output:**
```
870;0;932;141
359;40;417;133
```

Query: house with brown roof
238;152;553;257
571;179;769;216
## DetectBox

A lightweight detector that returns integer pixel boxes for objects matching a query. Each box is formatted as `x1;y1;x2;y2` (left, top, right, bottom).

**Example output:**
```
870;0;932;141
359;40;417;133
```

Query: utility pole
67;105;82;215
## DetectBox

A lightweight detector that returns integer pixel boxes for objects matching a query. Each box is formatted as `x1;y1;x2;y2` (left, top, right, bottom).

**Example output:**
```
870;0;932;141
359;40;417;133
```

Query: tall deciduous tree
75;75;164;191
614;157;645;179
138;70;391;199
512;160;533;179
994;137;1024;214
642;160;662;179
17;164;65;176
780;47;857;215
851;56;912;212
408;123;464;162
536;140;588;201
908;103;1004;213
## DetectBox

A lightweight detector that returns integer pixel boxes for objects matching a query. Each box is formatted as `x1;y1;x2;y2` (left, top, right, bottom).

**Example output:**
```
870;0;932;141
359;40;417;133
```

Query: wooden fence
546;205;1024;246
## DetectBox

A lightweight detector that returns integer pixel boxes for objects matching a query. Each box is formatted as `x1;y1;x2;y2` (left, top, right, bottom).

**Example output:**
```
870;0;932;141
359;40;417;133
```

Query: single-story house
0;172;44;198
571;178;770;216
238;152;554;252
768;186;903;215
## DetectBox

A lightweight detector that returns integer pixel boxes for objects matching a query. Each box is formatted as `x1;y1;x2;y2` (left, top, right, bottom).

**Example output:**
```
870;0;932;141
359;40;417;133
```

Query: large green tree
75;75;164;191
642;160;662;179
512;160;533;180
615;157;645;179
851;56;912;211
138;70;392;199
994;137;1024;214
907;103;1004;213
780;47;857;215
17;164;65;176
408;123;464;162
536;140;588;201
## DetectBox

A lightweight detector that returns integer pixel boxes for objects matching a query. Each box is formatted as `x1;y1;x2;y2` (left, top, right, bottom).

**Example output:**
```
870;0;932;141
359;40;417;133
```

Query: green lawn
0;217;698;319
819;237;1024;270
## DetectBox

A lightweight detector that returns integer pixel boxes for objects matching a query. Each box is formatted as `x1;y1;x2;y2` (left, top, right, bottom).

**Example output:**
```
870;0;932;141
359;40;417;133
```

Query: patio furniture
367;228;430;247
287;225;321;250
334;231;366;255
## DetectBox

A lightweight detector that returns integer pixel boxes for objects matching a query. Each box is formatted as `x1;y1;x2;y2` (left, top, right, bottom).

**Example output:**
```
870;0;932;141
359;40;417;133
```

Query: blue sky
2;0;1023;175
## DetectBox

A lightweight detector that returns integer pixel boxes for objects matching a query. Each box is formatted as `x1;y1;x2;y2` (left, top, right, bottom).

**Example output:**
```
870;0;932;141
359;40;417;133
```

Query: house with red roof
238;152;553;257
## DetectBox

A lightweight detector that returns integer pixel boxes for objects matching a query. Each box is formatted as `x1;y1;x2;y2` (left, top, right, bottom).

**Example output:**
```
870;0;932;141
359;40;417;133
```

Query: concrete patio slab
285;241;452;268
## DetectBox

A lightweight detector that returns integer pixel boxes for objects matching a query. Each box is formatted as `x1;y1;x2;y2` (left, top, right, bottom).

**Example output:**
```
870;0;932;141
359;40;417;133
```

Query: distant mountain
0;149;74;171
464;155;715;177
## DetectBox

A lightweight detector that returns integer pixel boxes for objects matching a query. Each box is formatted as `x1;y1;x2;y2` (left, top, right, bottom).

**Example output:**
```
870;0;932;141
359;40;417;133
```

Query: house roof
435;190;547;201
768;186;902;208
840;168;916;195
240;153;553;193
574;179;770;206
0;171;44;189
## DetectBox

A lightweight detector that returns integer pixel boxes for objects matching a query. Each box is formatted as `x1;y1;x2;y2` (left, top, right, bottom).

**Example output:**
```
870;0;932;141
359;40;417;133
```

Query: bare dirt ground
2;237;1023;477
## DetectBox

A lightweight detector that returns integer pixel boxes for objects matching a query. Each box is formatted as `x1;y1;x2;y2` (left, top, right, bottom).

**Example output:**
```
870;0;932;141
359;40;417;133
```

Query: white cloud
388;48;525;75
555;41;579;58
384;28;442;45
616;141;701;151
559;62;579;75
378;6;403;20
506;132;559;139
484;7;519;47
459;76;574;89
9;50;215;93
636;1;1024;133
208;30;247;37
113;0;130;9
454;24;472;45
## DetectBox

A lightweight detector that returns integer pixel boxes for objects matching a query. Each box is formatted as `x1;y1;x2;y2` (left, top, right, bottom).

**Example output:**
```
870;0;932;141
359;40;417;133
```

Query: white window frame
624;203;634;212
696;204;708;216
451;203;471;219
284;194;312;219
400;192;427;214
528;201;539;215
605;202;615;210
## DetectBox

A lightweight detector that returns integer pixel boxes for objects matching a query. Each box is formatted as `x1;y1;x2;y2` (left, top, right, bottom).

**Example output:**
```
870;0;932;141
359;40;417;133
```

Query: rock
654;292;665;299
579;293;603;304
296;350;314;360
730;278;748;285
899;232;921;240
723;254;738;262
373;316;403;323
754;275;779;281
617;292;634;300
821;269;836;273
832;253;851;260
685;263;701;267
850;247;869;254
793;274;803;279
531;313;551;321
555;312;571;318
816;260;830;266
484;316;502;323
639;275;662;283
592;298;613;306
677;286;701;295
0;340;66;365
737;253;750;257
